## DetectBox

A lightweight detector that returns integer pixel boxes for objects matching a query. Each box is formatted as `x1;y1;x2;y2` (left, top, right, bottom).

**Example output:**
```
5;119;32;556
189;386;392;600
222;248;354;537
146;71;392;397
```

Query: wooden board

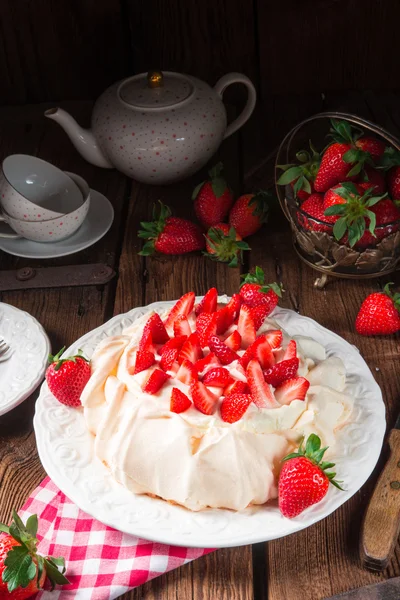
325;576;400;600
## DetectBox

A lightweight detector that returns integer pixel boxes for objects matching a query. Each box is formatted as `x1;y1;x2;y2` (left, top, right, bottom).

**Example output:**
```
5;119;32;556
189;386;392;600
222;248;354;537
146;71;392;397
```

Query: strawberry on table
0;511;69;598
355;283;400;336
279;433;343;518
205;223;250;268
192;162;234;228
228;191;271;238
138;201;204;256
246;359;280;408
274;377;310;405
190;380;219;415
195;288;218;316
240;266;282;311
46;347;91;407
164;292;195;336
142;369;170;394
220;393;252;423
170;387;192;413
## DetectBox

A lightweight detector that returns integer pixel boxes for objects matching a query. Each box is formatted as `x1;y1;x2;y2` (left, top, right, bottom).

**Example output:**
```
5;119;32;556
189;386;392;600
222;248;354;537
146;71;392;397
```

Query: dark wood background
1;0;400;107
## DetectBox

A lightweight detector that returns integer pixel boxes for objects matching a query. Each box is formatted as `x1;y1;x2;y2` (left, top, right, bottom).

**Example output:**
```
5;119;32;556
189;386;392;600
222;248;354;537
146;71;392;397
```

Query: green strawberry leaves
324;185;388;247
277;141;320;199
329;118;363;145
0;511;70;593
48;347;89;372
138;200;172;256
205;226;250;268
240;267;283;297
282;433;344;491
192;162;229;199
377;146;400;170
384;283;400;312
248;190;272;223
277;166;303;185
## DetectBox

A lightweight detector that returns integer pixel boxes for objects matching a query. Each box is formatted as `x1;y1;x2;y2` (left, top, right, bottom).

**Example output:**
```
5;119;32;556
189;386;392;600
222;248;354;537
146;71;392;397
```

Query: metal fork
0;338;11;362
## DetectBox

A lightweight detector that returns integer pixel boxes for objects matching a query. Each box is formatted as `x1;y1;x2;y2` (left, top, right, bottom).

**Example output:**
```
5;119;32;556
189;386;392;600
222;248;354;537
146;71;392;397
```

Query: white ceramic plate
0;303;50;416
34;301;386;548
0;188;114;259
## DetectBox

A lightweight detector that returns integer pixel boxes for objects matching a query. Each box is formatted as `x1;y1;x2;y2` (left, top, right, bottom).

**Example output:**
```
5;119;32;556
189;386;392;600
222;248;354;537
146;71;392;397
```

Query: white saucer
0;188;114;259
0;303;50;416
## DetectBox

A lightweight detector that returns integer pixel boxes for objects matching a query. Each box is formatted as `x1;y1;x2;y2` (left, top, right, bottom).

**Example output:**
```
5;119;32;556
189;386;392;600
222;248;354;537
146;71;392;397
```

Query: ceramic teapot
45;70;256;184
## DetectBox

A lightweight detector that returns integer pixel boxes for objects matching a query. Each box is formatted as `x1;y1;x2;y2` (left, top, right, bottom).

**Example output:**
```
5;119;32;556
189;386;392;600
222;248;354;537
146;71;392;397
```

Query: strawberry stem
48;347;89;372
138;201;172;256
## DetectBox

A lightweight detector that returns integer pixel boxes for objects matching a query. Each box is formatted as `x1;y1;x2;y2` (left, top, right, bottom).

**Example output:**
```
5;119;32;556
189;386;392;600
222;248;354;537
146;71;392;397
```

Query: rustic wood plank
245;92;400;600
0;0;128;105
256;0;400;98
112;111;254;599
0;102;129;525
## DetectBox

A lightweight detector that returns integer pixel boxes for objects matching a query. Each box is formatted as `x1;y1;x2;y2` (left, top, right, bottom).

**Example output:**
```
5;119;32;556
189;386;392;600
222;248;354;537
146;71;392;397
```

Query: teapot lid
118;71;194;109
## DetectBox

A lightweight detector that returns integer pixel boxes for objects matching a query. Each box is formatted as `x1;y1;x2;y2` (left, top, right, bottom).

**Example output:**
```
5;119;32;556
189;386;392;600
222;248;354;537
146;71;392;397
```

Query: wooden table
0;93;400;600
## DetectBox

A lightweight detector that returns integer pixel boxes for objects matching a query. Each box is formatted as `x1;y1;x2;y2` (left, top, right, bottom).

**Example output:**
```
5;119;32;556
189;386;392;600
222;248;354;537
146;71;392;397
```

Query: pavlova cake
75;270;353;514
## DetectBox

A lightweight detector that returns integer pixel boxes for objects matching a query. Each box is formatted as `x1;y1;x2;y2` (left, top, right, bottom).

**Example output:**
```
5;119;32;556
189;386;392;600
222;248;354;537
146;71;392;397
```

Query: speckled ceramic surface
0;155;83;221
34;302;385;548
45;71;257;184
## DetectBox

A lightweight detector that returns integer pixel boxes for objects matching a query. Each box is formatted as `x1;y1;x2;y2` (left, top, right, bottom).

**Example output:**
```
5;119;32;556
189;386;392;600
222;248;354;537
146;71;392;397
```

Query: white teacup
0;154;84;221
0;172;90;243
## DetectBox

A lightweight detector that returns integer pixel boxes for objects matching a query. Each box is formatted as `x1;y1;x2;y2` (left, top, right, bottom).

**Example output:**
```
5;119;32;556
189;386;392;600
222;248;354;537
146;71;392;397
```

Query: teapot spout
44;107;113;169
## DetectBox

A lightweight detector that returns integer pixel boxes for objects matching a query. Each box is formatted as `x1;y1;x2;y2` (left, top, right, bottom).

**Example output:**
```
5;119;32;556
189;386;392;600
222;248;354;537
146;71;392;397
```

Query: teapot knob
147;70;164;88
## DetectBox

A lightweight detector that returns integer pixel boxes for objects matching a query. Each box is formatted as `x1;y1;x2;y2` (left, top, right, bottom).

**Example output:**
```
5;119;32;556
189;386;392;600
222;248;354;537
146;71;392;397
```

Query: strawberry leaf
302;178;312;194
342;148;360;163
277;166;303;185
296;150;310;163
333;217;347;241
324;204;347;216
25;515;38;538
43;558;70;589
192;181;204;200
365;210;377;235
2;545;36;593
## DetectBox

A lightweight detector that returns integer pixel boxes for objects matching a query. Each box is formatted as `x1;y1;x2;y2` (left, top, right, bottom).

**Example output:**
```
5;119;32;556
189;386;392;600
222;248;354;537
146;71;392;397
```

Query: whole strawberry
314;119;373;193
192;162;234;228
355;136;386;160
138;201;204;256
0;511;69;598
228;191;270;238
355;283;400;336
46;347;91;407
240;266;282;312
279;433;342;518
205;223;250;267
277;142;321;201
299;193;335;233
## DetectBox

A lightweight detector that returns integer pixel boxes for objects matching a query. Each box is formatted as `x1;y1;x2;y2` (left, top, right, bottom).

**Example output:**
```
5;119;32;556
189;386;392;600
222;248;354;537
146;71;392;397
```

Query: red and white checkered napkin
19;477;213;600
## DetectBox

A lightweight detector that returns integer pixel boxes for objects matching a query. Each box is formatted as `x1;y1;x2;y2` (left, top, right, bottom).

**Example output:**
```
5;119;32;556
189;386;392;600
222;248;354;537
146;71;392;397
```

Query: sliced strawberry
196;312;217;347
133;349;155;375
170;387;192;413
226;293;242;320
251;305;270;331
160;347;179;371
202;367;233;388
195;288;218;315
223;379;249;397
142;368;170;393
143;313;169;344
190;380;219;415
178;332;203;364
264;330;283;350
264;358;299;388
237;304;256;348
193;352;220;376
164;292;195;336
159;336;187;355
274;377;309;405
220;393;252;423
282;340;297;361
209;335;239;365
246;359;280;408
214;306;230;334
175;359;196;385
173;315;192;337
224;330;242;351
138;326;153;353
252;335;275;370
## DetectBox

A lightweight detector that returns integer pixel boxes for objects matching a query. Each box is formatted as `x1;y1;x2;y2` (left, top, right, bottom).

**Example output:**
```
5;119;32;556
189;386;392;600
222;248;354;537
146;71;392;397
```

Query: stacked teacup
0;155;90;242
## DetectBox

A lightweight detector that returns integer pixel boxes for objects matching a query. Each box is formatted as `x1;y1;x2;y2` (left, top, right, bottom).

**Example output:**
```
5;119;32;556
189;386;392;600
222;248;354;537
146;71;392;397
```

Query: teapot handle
214;73;257;140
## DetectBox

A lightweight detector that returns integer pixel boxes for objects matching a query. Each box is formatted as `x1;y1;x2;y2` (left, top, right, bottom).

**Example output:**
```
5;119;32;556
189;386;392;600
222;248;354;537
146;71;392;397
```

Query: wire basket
275;112;400;287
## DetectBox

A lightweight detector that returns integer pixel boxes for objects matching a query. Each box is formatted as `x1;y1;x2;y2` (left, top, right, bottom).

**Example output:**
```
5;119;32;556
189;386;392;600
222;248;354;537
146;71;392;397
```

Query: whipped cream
80;306;353;511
